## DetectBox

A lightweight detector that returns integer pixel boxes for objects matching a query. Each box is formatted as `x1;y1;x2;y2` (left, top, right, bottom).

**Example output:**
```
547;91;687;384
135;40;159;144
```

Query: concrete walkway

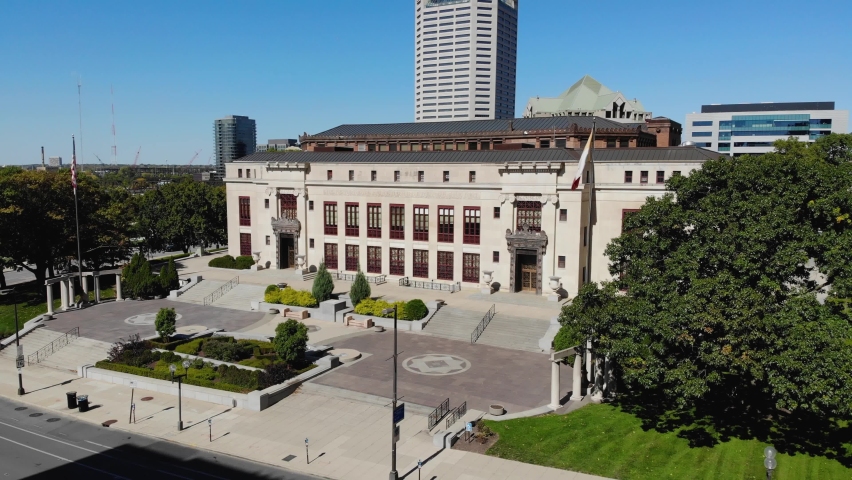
0;351;612;480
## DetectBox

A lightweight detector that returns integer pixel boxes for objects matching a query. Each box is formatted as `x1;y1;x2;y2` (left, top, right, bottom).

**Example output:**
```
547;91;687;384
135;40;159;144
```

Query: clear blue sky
1;0;850;166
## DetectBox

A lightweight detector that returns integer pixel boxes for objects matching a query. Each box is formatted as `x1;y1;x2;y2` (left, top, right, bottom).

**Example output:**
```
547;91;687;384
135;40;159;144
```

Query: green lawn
0;281;116;337
484;404;852;480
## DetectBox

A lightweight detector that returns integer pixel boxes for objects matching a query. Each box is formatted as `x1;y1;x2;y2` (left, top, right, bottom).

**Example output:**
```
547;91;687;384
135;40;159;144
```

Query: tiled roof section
234;147;724;165
307;116;634;138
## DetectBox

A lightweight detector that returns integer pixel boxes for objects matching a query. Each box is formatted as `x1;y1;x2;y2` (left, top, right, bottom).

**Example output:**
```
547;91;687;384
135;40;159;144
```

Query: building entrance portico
516;253;538;293
506;227;548;296
271;217;300;270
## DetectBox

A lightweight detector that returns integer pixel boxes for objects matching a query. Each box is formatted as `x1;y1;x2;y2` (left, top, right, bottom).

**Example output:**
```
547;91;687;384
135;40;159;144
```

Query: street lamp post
382;305;399;480
0;288;25;395
764;446;777;480
170;360;190;431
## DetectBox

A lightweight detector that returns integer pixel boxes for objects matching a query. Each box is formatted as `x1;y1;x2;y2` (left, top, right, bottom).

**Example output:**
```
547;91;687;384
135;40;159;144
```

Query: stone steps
422;306;549;353
0;328;111;372
209;283;266;311
171;280;225;305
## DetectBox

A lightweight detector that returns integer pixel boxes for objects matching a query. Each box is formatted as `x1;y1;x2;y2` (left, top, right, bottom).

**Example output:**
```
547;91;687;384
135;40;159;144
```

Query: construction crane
132;147;141;167
207;153;213;165
93;154;106;165
187;149;202;166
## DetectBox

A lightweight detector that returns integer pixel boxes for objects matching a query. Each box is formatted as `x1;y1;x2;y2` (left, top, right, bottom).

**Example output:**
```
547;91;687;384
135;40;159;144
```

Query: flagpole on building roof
71;135;87;307
585;120;596;285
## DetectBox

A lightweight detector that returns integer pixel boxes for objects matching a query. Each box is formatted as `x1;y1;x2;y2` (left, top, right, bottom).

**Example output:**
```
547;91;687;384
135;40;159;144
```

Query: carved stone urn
252;251;261;265
548;276;561;302
296;255;306;270
482;270;493;286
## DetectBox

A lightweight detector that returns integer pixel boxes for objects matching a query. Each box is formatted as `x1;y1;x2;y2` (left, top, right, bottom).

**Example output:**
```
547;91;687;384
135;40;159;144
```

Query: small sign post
305;438;309;464
129;381;136;423
15;345;24;369
208;418;212;442
418;459;423;480
465;422;473;442
393;403;405;424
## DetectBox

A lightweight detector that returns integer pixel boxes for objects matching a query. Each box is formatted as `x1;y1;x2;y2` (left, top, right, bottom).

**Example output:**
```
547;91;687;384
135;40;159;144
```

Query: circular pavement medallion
402;354;471;376
124;313;183;326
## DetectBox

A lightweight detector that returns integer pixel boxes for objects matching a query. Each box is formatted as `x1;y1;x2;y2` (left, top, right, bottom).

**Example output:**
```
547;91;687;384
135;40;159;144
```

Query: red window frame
390;204;405;240
367;246;381;274
345;244;359;271
463;207;480;244
239;197;251;226
324;202;338;235
624;170;633;183
437;251;453;281
462;253;479;283
240;233;251;256
324;243;338;269
438;206;454;243
493;251;499;262
390;248;405;276
345;203;359;237
656;171;665;184
640;171;649;184
558;256;566;269
327;170;333;180
413;249;429;278
516;201;542;231
414;205;429;242
367;204;382;238
280;194;297;220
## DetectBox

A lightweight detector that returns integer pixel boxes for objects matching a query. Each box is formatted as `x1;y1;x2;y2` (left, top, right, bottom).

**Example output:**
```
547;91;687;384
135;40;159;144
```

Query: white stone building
225;147;719;298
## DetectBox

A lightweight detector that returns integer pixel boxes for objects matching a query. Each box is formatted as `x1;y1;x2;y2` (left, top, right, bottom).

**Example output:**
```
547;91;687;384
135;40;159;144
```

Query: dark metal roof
235;147;723;165
701;102;835;113
306;116;636;138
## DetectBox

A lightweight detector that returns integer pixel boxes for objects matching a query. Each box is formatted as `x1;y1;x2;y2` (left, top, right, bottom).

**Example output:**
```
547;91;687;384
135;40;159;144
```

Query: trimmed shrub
235;255;255;270
405;299;428;320
122;253;159;299
203;338;250;362
349;267;371;307
218;365;260;389
312;262;335;303
208;255;236;268
273;319;309;365
94;361;251;393
175;338;204;355
265;285;279;295
155;307;177;341
353;299;420;320
259;363;297;389
267;287;317;308
159;258;180;293
264;288;280;303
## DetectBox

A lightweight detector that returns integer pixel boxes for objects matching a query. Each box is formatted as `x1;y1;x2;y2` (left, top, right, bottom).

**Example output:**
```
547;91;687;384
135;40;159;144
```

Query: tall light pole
382;305;399;480
764;446;777;480
0;288;24;395
170;360;190;431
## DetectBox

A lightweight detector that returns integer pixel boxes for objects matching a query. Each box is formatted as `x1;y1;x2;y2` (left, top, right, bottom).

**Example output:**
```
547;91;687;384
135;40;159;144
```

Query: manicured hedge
265;287;318;308
208;255;255;270
353;298;429;320
94;360;251;393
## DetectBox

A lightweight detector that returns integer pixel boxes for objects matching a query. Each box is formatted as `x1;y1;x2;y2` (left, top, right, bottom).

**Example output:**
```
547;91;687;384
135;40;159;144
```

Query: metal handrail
398;277;410;287
333;273;387;284
428;398;450;430
203;276;239;306
27;327;79;365
445;401;467;429
410;280;461;293
470;304;496;344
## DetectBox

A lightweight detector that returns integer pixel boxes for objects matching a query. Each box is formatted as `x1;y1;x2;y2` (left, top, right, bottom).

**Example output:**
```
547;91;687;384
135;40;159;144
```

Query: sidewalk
0;360;612;480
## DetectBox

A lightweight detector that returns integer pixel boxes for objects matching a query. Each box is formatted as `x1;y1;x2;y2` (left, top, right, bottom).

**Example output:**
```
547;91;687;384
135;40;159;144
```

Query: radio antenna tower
111;85;117;163
77;76;84;166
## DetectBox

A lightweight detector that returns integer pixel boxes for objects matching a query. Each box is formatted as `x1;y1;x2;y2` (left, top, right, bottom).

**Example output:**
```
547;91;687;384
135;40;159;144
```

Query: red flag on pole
571;123;596;190
71;135;78;192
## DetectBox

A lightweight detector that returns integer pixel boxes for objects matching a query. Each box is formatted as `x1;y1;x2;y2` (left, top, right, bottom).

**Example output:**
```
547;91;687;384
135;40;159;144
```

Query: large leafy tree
559;134;852;418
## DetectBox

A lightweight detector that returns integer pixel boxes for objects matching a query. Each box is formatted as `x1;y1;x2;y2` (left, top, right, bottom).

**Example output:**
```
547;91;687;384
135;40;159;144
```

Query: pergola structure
44;269;122;314
549;342;613;409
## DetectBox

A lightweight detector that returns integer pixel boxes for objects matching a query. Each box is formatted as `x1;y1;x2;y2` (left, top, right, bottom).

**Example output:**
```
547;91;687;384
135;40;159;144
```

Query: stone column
115;273;123;301
585;340;593;383
59;279;69;311
549;360;561;410
570;353;583;401
81;274;89;298
592;356;605;403
46;283;55;315
94;275;101;303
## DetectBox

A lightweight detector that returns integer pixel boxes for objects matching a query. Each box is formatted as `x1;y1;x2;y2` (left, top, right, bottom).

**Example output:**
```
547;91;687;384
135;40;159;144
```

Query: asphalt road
0;397;319;480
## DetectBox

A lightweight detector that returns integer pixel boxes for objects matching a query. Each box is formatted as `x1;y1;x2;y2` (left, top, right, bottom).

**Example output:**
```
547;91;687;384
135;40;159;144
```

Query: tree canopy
558;134;852;418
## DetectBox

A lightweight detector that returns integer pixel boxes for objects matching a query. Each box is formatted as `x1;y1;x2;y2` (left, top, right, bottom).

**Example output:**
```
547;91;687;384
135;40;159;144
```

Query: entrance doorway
514;253;537;293
279;235;295;269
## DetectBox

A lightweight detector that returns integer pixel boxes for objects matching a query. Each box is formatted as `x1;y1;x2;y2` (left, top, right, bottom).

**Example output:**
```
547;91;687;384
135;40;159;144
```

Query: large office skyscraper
214;115;256;178
414;0;518;123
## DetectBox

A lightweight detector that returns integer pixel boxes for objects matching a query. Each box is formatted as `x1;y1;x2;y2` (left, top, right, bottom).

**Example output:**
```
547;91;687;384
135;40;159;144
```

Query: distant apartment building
256;139;299;153
48;156;62;168
524;75;652;123
214;115;257;178
685;102;849;156
415;0;518;122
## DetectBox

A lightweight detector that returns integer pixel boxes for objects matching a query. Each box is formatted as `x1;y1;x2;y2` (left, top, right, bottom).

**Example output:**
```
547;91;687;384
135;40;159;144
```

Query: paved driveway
313;331;574;415
42;299;265;343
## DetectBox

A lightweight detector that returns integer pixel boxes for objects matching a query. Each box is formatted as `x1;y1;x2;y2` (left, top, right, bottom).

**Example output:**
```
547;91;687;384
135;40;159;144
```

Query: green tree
273;319;308;365
158;258;179;293
122;253;158;299
312;262;335;303
155;307;177;341
349;266;371;306
558;135;852;417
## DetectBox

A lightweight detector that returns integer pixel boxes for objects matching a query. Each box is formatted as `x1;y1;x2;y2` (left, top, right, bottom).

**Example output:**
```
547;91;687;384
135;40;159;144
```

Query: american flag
71;135;77;192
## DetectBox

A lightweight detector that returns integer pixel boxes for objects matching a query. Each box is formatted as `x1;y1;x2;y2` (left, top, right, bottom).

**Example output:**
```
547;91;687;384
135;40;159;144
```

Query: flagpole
585;121;596;285
72;136;86;307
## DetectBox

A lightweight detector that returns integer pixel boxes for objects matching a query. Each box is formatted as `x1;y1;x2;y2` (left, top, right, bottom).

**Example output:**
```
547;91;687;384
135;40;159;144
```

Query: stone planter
489;404;505;416
296;255;306;270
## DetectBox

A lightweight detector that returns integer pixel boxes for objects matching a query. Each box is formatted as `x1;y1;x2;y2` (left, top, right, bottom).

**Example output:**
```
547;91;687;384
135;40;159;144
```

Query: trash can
66;392;78;409
77;395;89;413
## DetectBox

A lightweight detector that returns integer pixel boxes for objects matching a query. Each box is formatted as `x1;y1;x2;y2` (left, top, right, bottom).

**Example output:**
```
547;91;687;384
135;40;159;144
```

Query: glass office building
685;103;847;156
214;115;257;179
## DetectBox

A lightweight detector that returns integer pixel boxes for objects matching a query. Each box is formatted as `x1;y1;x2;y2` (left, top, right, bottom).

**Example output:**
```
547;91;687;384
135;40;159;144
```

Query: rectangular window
345;203;360;237
309;200;314;211
583;226;588;247
493;206;500;219
390;204;405;240
371;171;377;182
367;246;381;274
692;131;712;137
238;169;243;178
469;171;476;183
463;207;480;244
349;170;355;181
390;248;405;276
324;202;338;235
559;209;567;222
656;171;665;184
607;139;616;148
413;249;429;278
239;197;251;226
692;120;713;127
463;253;479;283
418;171;425;182
414;205;429;241
309;238;315;249
438;206;454;242
240;233;251;256
640;171;649;184
558;256;566;269
327;170;333;180
516;201;542;231
394;171;401;182
265;235;270;246
324;243;338;269
367;204;382;238
246;170;251;179
437;251;454;280
345;244;359;271
624;171;633;183
443;171;450;182
493;251;499;262
264;199;269;209
619;138;629;148
280;194;297;219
